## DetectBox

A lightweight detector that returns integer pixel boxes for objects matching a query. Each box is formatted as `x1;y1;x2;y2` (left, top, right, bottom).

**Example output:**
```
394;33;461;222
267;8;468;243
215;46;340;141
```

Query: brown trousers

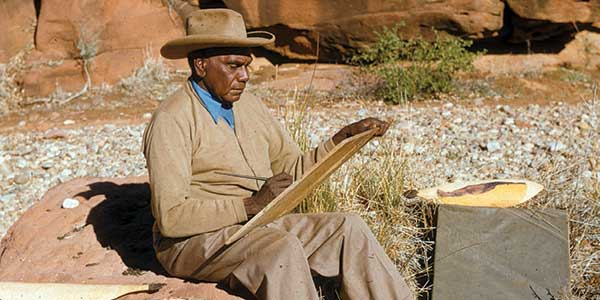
155;213;414;300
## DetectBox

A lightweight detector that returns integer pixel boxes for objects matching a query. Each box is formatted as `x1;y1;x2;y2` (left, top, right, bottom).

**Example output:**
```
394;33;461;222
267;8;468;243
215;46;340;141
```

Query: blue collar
190;79;235;129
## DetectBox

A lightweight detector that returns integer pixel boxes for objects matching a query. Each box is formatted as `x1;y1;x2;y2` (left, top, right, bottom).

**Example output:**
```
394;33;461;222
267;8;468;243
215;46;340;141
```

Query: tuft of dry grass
118;49;179;101
0;45;31;115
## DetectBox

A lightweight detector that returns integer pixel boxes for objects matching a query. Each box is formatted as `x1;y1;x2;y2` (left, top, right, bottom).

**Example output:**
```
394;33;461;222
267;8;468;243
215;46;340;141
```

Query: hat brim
160;31;275;59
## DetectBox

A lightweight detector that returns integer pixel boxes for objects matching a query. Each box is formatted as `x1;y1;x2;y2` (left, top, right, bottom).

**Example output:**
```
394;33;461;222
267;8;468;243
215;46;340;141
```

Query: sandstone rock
506;0;600;24
224;0;505;60
0;177;243;300
558;31;600;70
0;0;36;63
21;58;85;97
26;0;186;96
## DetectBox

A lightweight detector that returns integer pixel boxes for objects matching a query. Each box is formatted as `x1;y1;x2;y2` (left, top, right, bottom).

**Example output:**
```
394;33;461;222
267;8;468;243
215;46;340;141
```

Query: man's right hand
243;172;293;216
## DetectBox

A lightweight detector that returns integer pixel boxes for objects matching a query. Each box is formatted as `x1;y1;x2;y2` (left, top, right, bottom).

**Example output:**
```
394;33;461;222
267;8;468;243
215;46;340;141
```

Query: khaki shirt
142;81;335;238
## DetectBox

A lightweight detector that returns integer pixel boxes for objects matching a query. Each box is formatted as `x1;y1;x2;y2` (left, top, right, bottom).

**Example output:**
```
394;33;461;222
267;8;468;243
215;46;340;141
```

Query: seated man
143;8;413;300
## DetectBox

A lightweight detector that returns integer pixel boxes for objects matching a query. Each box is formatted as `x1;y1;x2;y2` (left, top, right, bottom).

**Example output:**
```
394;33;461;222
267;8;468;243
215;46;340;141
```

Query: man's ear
193;58;207;78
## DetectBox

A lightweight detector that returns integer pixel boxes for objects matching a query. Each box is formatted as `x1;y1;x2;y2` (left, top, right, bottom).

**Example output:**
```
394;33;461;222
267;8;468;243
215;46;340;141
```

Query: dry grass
118;49;179;101
0;45;31;115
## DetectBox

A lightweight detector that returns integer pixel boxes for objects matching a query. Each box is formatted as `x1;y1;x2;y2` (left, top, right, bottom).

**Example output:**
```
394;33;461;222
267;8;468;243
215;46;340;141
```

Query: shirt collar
190;79;235;129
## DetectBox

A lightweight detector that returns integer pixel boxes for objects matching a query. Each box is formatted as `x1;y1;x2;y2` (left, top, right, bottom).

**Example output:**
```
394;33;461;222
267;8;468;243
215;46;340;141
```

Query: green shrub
351;26;481;104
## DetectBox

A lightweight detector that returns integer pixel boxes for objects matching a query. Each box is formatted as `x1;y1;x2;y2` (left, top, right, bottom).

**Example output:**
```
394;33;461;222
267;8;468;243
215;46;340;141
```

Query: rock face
0;177;243;300
22;0;186;96
506;0;600;23
2;0;600;97
224;0;505;60
0;0;36;63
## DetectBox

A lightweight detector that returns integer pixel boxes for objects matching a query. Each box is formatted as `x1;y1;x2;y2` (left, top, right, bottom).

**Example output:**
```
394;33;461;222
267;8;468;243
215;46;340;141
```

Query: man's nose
237;66;249;82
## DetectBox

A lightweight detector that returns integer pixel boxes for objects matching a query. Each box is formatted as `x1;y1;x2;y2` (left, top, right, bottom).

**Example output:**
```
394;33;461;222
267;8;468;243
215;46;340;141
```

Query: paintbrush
215;171;269;181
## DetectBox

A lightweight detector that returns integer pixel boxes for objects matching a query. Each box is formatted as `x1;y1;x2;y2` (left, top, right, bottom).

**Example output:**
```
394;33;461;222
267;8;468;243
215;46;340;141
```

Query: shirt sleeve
142;111;247;238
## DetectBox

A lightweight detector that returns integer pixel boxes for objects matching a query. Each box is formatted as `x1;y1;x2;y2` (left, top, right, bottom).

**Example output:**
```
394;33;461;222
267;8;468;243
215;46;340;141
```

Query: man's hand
332;117;389;145
243;172;293;216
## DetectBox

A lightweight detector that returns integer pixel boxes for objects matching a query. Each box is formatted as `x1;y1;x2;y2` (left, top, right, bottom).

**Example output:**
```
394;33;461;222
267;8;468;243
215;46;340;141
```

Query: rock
61;198;80;209
0;177;242;300
0;193;16;203
63;119;76;125
14;158;28;169
506;0;600;24
523;143;535;153
548;141;567;152
142;113;153;119
41;161;54;170
0;0;35;63
22;0;187;97
486;141;502;152
558;31;600;70
13;170;31;185
58;169;73;182
224;0;504;60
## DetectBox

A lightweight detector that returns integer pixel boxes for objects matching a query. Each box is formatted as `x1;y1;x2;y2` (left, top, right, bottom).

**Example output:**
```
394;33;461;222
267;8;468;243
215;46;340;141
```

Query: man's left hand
332;117;389;145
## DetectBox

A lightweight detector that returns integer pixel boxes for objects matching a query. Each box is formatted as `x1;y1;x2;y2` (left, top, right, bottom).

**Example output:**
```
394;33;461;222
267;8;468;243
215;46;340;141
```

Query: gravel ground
0;98;598;294
1;99;598;234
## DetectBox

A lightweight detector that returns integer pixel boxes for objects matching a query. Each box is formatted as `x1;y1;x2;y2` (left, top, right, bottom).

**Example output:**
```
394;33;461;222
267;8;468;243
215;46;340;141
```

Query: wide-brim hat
161;9;275;59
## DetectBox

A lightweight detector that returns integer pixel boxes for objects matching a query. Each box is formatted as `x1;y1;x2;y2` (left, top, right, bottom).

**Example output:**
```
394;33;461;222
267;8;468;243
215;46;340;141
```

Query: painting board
225;129;376;245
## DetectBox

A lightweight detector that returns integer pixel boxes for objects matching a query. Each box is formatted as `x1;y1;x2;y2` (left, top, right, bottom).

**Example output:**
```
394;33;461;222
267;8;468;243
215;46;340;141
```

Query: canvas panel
432;205;569;300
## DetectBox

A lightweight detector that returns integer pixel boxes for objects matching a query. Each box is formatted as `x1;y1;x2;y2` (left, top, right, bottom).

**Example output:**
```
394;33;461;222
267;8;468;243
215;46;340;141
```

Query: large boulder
22;0;186;97
224;0;505;61
0;177;243;300
506;0;600;24
0;0;36;63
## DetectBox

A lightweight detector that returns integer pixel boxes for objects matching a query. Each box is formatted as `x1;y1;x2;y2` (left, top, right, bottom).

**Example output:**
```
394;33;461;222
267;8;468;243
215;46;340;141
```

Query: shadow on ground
78;182;166;275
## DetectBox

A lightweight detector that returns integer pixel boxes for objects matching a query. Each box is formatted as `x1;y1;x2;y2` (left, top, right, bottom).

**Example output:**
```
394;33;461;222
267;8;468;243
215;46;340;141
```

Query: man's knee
256;227;306;261
338;212;371;233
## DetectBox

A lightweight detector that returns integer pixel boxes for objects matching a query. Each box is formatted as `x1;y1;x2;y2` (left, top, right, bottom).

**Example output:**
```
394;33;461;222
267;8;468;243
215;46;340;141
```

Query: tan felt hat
160;9;275;59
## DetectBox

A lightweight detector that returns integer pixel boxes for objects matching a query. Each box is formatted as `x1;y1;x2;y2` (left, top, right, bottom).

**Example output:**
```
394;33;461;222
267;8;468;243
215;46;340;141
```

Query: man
143;8;413;300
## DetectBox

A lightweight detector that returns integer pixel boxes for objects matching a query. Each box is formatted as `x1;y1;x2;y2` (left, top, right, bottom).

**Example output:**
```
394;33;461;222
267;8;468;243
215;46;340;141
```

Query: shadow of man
79;181;167;276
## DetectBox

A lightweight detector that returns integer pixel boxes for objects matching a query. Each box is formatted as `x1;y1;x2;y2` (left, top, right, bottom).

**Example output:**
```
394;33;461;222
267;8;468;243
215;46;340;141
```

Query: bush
351;26;481;104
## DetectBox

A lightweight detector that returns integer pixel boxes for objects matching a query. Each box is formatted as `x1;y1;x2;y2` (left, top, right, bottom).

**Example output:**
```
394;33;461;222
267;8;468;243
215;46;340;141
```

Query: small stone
0;193;16;203
18;120;26;127
522;143;535;153
63;119;75;125
453;118;463;124
402;143;415;154
41;161;54;170
442;111;452;118
548;141;567;152
582;170;593;178
58;169;73;182
44;129;68;139
486;141;502;152
61;198;80;209
142;113;153;119
503;118;515;126
15;158;28;169
14;170;31;185
576;121;591;131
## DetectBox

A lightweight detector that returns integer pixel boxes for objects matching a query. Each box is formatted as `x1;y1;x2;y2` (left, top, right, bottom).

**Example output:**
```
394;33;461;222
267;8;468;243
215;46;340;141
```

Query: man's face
193;49;253;104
